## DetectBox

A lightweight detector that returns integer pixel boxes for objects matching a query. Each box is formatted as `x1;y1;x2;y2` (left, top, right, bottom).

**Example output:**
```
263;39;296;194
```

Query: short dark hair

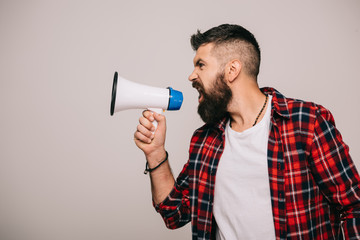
190;24;261;78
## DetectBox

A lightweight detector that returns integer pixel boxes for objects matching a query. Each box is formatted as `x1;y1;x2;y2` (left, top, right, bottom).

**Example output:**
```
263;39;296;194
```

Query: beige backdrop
1;0;359;239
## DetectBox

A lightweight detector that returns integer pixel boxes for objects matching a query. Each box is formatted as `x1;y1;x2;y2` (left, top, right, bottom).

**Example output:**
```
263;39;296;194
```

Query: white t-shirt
213;95;276;240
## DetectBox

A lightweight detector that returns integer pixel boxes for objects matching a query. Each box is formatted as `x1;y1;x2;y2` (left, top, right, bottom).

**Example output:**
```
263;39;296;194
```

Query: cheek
197;67;219;90
202;75;217;92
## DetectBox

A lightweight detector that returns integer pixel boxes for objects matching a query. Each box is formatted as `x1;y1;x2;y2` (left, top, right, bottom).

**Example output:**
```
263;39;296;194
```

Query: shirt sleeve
309;105;360;239
153;161;191;229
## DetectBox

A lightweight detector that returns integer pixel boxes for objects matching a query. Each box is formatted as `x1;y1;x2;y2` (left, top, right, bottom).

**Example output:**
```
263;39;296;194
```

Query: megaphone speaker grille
110;72;118;116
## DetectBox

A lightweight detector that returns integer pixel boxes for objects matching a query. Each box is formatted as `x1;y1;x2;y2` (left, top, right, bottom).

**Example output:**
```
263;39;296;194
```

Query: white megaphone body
110;72;183;129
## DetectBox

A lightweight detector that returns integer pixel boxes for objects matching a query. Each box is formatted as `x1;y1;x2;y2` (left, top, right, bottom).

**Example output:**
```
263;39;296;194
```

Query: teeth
192;83;203;100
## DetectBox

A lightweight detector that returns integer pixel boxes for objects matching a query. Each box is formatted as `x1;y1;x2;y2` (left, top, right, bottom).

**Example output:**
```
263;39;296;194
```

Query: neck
227;78;267;132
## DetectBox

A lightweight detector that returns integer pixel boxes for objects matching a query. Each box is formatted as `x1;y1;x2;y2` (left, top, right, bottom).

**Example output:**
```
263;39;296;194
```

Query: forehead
193;43;216;63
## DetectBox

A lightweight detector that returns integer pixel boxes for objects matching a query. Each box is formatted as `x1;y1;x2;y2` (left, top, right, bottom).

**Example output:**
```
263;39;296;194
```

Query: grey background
0;0;359;239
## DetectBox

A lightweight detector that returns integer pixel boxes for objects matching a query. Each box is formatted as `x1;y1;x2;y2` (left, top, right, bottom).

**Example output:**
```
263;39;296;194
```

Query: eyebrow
194;58;204;67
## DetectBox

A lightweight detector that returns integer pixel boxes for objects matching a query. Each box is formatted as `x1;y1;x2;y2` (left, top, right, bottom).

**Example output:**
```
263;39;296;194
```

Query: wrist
144;151;168;174
146;148;167;168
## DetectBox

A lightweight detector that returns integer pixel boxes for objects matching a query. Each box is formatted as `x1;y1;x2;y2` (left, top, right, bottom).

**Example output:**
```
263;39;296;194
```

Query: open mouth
198;91;204;102
192;82;205;103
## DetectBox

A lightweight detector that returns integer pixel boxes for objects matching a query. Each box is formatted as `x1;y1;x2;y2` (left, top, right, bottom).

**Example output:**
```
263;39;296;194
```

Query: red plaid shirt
155;87;360;240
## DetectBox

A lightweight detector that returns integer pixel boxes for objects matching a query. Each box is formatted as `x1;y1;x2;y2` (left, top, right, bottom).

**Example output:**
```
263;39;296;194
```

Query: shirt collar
214;116;229;133
261;87;290;119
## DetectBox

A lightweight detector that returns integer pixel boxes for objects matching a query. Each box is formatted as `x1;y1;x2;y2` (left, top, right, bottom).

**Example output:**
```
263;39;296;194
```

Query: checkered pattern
154;88;360;240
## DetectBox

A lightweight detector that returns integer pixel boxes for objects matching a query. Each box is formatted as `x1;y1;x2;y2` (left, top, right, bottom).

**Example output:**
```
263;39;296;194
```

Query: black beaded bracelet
144;151;168;174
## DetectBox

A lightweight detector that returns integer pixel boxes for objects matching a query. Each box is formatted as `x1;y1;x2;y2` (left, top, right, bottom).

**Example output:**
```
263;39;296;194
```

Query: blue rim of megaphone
110;72;118;116
167;87;183;110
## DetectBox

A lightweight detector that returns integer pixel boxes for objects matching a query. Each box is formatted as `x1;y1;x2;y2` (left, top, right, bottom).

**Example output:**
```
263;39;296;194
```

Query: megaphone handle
147;108;163;131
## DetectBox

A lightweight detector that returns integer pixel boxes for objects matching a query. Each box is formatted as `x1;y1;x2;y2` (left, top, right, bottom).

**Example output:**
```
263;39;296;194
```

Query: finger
134;130;152;144
137;124;154;139
153;112;166;128
153;112;165;122
139;116;155;132
143;110;155;122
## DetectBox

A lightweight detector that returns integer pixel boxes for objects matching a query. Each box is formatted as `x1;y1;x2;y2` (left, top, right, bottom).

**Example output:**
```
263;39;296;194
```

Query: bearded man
134;24;360;240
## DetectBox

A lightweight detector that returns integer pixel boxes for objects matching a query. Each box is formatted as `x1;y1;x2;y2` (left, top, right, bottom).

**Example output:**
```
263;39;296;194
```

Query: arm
134;110;175;204
134;111;191;229
309;106;360;239
154;161;191;229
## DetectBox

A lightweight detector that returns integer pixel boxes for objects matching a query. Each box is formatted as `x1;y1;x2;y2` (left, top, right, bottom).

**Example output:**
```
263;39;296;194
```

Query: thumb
153;112;166;135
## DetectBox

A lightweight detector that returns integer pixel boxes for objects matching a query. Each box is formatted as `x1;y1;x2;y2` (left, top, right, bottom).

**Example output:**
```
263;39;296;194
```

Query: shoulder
283;97;334;125
264;87;333;123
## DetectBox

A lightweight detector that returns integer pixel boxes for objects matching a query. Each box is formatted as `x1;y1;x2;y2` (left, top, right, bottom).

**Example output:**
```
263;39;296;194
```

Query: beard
192;72;232;125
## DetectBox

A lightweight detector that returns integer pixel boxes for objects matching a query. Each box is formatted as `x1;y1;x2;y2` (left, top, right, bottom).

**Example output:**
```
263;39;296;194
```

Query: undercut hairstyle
190;24;261;78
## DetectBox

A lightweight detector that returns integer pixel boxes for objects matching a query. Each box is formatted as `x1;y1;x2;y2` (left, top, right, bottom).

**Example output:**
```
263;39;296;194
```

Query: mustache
192;81;204;92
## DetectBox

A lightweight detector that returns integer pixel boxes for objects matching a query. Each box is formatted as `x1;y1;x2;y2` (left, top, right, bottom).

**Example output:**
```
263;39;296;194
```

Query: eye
194;60;205;70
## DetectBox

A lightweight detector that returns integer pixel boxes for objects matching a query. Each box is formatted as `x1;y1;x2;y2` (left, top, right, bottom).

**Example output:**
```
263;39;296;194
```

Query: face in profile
193;70;232;125
189;44;232;125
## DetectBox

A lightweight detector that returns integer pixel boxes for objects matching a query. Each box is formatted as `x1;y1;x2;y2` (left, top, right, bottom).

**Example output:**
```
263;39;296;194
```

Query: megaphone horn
110;72;183;128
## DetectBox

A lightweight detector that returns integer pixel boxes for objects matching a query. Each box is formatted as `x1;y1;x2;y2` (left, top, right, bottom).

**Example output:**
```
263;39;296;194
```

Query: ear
225;59;241;83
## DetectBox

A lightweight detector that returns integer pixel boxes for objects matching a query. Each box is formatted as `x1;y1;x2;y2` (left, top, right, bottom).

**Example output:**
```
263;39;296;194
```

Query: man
134;24;360;239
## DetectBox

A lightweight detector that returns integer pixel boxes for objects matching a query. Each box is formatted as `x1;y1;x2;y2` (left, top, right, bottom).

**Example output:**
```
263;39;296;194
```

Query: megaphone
110;72;183;128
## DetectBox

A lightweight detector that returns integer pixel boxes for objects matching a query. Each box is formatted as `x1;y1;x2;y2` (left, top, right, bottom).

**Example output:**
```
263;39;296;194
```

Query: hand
134;110;167;165
134;111;174;203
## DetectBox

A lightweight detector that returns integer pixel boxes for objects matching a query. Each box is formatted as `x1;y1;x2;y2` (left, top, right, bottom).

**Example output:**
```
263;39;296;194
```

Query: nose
188;69;197;82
